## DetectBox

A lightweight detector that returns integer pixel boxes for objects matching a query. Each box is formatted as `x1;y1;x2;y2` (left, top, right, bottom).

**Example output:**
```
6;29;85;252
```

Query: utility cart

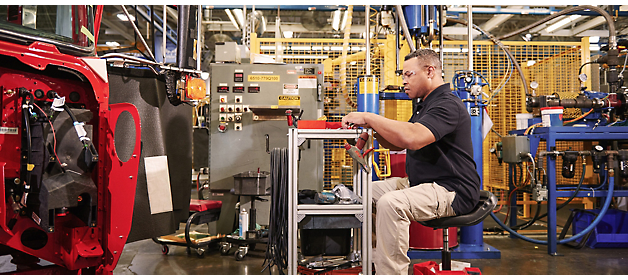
153;199;224;257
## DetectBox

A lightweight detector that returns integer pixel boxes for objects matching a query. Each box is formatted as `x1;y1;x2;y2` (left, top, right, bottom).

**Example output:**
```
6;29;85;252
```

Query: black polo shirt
406;83;480;215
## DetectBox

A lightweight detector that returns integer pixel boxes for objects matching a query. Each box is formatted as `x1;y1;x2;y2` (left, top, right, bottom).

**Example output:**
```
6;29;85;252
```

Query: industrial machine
488;5;628;256
206;62;324;236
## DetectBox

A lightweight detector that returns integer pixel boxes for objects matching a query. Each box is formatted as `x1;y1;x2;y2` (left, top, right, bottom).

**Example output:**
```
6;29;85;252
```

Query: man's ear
426;66;435;79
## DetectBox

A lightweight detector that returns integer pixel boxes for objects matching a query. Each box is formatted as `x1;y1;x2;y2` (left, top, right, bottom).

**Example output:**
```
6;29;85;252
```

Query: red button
220;107;225;112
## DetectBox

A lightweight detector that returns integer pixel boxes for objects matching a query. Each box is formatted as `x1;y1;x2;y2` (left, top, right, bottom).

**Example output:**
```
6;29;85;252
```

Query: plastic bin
572;209;628;248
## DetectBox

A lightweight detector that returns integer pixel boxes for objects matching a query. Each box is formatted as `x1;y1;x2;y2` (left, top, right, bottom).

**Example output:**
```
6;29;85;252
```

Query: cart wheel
248;243;256;251
235;250;245;261
161;245;169;255
220;243;231;255
196;248;205;258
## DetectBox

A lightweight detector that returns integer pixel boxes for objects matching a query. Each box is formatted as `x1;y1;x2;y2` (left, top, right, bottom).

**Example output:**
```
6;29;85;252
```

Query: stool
417;190;497;270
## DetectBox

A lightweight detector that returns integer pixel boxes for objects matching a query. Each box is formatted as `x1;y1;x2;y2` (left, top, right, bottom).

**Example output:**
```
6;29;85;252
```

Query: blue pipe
490;176;615;245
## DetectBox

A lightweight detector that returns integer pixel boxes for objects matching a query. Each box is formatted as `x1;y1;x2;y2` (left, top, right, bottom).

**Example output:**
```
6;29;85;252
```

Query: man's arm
341;112;436;150
373;133;403;151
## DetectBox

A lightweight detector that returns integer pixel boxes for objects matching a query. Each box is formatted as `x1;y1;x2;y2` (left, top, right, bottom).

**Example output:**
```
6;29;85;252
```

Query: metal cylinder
357;75;379;114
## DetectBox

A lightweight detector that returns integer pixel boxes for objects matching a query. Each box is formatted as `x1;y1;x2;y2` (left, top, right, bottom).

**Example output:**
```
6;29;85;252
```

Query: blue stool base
408;242;501;259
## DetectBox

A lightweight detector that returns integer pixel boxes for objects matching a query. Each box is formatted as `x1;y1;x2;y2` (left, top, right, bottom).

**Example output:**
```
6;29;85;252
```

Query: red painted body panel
0;27;140;274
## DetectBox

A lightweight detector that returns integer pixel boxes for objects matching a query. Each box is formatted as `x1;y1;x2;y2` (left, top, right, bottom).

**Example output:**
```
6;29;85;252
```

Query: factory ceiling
96;5;628;56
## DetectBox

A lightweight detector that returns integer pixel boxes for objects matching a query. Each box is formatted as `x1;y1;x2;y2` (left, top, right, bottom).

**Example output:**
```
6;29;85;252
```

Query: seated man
341;49;480;275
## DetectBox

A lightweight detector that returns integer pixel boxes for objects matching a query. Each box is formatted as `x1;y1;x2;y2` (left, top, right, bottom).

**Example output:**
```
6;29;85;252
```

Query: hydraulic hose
446;17;529;97
497;5;616;49
490;175;615;245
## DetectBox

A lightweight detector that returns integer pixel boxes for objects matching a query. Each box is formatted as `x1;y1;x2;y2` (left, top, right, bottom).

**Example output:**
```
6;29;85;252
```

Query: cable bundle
263;147;288;274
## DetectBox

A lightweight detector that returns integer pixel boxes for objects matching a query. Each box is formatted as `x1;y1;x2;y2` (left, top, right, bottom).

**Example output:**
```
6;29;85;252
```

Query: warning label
278;95;301;106
248;75;280;82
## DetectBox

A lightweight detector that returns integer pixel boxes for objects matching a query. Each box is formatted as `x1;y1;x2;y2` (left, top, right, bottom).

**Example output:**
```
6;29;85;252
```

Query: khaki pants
373;177;457;275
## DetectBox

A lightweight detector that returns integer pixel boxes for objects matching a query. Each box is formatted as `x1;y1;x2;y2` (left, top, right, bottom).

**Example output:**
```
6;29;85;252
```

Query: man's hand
341;112;372;129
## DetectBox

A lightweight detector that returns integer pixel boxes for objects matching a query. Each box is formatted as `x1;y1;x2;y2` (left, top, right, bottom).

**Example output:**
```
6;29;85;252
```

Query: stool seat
190;199;222;212
414;190;497;272
418;190;497;229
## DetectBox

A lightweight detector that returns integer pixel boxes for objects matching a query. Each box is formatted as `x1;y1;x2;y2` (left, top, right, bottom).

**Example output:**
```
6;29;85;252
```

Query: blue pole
460;94;484;246
356;75;380;180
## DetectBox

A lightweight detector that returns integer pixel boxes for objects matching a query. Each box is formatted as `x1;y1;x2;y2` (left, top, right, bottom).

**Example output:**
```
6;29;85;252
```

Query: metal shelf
287;128;373;275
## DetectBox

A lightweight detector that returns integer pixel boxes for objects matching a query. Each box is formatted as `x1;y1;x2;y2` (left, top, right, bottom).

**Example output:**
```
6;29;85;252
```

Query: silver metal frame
287;128;372;275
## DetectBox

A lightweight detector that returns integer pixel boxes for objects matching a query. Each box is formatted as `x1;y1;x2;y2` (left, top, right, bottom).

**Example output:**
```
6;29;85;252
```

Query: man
341;49;480;274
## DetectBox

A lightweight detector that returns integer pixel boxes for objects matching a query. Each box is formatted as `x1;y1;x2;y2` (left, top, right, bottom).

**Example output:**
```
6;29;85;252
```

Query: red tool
344;132;373;173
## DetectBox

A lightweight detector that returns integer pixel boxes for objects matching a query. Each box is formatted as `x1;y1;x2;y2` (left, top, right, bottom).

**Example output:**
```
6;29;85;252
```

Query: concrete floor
1;223;627;275
110;223;628;275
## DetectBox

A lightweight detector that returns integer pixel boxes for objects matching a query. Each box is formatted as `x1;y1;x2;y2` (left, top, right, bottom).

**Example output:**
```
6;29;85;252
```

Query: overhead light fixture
225;9;239;29
340;10;349;31
105;41;121;47
332;10;342;31
545;15;581;33
589;36;600;43
232;9;245;29
283;31;293;38
117;13;135;22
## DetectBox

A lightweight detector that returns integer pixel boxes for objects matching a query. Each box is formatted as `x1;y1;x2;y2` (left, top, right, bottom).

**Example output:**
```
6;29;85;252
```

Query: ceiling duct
301;10;328;31
248;10;267;36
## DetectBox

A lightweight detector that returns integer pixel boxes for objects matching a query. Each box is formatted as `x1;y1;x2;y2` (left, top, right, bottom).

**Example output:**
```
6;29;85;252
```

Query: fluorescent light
106;41;120;47
232;9;245;28
589;36;600;43
283;31;294;38
340;10;349;31
590;44;600;51
312;46;323;51
225;9;239;29
546;15;581;33
332;10;342;31
117;13;135;21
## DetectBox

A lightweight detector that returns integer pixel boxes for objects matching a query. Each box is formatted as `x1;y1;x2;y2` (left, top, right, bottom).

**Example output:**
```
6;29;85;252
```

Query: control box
502;135;530;164
207;63;324;233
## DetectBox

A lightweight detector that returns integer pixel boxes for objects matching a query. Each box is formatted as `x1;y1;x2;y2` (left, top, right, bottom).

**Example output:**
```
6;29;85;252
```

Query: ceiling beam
571;16;606;36
529;16;566;34
480;5;522;32
544;15;588;33
101;18;135;42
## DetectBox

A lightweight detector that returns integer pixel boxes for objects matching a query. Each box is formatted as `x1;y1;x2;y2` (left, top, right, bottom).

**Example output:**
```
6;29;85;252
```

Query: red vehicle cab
0;5;140;274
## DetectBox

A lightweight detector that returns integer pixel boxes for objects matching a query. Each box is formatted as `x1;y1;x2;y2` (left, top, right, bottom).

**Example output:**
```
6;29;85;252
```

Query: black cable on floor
262;148;288;274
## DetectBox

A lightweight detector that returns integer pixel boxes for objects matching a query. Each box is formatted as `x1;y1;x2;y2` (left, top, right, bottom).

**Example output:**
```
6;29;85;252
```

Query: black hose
579;61;596;76
446;17;529;97
491;160;586;232
263;147;288;274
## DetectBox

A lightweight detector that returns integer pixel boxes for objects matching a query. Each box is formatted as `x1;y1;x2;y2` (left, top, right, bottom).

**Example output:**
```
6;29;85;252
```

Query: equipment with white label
207;63;324;234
